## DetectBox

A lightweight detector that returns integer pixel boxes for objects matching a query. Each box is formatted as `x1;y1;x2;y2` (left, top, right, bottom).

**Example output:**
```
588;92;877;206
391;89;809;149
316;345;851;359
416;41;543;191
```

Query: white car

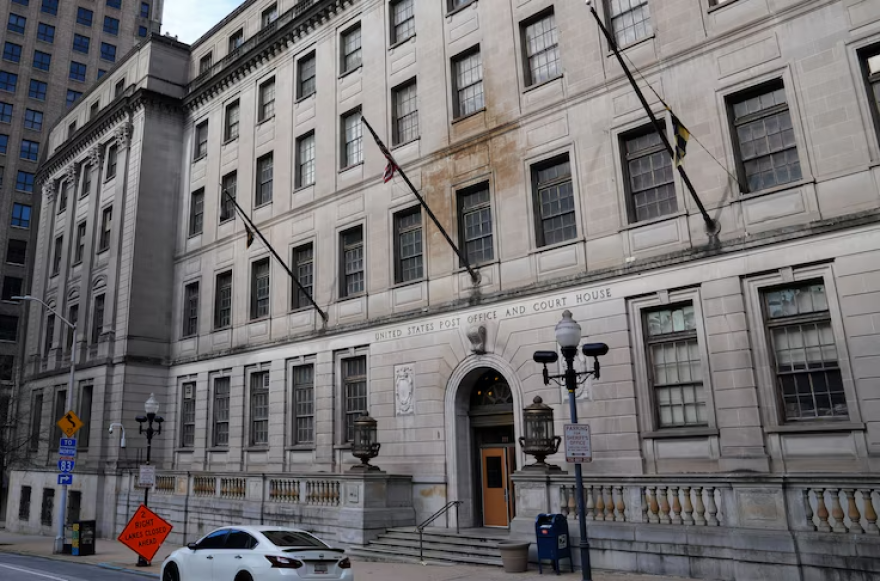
160;525;353;581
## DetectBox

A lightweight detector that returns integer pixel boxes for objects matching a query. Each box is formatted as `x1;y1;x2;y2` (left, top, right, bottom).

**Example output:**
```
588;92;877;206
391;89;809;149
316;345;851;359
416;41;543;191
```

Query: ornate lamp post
533;310;608;581
135;393;163;566
350;411;381;472
519;396;561;471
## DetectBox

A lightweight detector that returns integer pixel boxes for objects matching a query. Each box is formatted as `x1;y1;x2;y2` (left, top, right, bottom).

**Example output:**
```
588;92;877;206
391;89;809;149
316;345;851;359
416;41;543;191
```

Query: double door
480;446;516;527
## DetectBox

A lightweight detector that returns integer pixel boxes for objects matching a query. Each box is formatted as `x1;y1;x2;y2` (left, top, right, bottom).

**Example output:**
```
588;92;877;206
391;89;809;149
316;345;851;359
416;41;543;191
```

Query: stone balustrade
154;475;175;494
801;486;879;534
193;475;216;496
220;477;246;499
267;478;340;505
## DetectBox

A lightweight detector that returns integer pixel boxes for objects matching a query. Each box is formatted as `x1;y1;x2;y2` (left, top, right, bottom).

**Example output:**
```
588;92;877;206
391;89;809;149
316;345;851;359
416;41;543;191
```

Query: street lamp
350;411;381;472
13;295;76;555
533;310;608;581
135;393;163;566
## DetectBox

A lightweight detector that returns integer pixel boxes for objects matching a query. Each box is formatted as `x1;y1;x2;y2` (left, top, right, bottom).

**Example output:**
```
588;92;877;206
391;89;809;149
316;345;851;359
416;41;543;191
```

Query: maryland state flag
671;112;690;167
245;223;255;248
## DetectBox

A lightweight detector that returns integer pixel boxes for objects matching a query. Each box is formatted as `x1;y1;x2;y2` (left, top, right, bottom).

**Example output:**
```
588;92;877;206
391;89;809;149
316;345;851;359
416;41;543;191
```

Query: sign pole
562;345;592;581
56;323;76;554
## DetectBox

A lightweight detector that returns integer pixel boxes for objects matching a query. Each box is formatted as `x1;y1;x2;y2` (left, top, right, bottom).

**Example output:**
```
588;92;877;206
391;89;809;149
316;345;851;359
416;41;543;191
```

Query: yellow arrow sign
56;410;84;438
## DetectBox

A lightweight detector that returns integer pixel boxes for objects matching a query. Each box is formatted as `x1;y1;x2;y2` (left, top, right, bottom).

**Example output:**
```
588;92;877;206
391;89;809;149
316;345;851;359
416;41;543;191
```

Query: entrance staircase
347;527;509;566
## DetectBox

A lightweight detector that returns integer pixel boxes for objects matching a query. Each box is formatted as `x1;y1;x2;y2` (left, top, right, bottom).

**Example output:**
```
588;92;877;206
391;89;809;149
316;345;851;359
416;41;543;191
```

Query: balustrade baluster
658;486;671;524
862;489;878;535
815;488;832;532
670;486;682;525
559;486;568;516
648;486;660;524
642;488;650;523
682;487;694;526
705;487;719;527
615;485;626;522
830;489;847;533
604;486;614;521
803;489;814;530
595;486;605;522
844;489;863;534
583;485;592;520
693;487;706;526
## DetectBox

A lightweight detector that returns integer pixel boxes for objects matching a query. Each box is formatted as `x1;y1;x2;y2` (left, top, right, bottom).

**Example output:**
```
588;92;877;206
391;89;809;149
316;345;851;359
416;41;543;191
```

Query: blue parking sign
58;459;75;473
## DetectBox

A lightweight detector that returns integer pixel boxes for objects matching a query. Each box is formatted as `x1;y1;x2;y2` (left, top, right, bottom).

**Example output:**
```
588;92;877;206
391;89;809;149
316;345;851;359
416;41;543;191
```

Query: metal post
55;323;76;554
137;419;153;567
562;346;592;581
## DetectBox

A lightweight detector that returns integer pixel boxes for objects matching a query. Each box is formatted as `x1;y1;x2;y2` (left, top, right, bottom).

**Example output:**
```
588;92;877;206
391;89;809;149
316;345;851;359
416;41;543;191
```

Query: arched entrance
446;358;523;529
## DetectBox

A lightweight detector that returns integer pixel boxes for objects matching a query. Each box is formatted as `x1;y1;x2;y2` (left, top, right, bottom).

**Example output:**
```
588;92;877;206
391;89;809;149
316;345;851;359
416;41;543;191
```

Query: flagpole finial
585;0;592;6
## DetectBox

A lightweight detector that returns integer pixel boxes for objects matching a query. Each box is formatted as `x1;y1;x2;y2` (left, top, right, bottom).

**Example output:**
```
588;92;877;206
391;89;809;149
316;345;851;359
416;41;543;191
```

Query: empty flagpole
221;186;329;324
361;116;481;285
584;1;715;232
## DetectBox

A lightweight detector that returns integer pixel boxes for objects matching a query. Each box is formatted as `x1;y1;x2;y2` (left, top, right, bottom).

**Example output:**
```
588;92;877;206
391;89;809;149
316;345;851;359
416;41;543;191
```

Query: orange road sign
118;504;173;563
56;410;84;438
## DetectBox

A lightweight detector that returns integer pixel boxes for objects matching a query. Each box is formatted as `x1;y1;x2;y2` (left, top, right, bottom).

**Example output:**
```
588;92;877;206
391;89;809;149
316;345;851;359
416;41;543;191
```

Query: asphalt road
0;552;155;580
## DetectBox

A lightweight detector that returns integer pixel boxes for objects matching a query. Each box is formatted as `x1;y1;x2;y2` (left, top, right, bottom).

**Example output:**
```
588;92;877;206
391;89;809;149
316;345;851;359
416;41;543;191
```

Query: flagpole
585;1;715;232
221;187;329;324
361;117;481;285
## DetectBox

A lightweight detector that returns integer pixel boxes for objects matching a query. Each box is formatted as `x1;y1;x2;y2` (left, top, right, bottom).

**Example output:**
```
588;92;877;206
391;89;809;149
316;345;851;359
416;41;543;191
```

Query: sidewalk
0;529;697;580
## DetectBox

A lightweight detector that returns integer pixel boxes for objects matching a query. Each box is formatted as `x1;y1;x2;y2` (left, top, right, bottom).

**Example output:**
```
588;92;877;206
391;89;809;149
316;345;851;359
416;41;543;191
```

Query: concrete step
348;544;504;566
380;530;503;550
368;536;501;557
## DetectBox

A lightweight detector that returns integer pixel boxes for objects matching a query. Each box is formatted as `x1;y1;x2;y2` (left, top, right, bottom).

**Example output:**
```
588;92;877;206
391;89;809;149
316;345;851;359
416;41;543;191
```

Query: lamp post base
53;536;64;554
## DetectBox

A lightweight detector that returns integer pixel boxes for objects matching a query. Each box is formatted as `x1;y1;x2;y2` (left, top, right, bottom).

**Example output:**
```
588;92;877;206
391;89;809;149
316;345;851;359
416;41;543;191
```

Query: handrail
416;500;462;562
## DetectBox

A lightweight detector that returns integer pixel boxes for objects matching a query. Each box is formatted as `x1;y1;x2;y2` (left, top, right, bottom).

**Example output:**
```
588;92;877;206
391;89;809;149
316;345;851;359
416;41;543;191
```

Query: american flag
383;154;397;183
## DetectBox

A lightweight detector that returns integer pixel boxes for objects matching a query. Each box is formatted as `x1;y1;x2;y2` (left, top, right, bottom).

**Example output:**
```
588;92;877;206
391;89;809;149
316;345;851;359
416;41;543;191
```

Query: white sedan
160;526;353;581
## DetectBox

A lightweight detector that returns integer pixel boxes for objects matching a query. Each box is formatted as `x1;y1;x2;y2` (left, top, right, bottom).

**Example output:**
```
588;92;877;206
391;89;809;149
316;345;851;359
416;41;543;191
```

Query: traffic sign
58;459;75;473
60;438;77;448
56;410;84;438
57;474;73;485
563;423;592;464
118;504;173;564
138;465;156;488
59;446;77;457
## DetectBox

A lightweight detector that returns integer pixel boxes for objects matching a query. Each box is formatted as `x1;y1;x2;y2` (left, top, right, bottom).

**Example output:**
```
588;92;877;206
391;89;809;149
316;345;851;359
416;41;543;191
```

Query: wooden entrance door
481;447;511;527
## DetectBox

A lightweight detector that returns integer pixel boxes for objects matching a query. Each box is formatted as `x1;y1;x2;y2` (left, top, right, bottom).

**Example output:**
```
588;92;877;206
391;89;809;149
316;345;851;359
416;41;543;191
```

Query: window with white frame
392;80;418;145
394;207;423;283
340;24;362;74
194;120;208;160
250;370;270;445
180;381;195;447
90;294;104;345
297;51;316;99
258;78;275;122
340;226;364;298
296;132;315;188
457;183;494;266
183;282;199;337
214;270;232;329
292;364;314;444
224;100;239;141
212;376;230;447
390;0;415;45
220;171;237;222
189;188;204;236
452;47;484;118
532;153;576;247
292;243;313;310
342;356;367;442
341;109;362;168
622;124;676;222
256;153;273;206
606;0;652;47
251;258;270;319
522;9;560;86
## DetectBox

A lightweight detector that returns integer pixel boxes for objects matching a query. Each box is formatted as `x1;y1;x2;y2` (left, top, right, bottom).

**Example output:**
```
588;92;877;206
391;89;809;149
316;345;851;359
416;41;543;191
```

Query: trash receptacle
72;520;96;557
535;513;572;575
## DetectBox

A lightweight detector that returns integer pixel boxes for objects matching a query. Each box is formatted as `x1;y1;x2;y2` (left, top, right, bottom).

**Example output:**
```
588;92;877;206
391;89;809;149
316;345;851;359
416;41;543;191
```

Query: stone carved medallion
394;364;415;416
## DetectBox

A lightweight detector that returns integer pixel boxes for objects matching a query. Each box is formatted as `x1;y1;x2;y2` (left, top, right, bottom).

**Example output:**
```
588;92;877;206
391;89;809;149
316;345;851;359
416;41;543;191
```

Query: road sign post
118;504;173;565
55;409;83;554
563;423;592;464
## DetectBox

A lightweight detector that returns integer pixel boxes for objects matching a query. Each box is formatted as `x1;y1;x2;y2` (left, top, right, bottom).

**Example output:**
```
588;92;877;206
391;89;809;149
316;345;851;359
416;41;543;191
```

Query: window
69;61;87;82
77;8;93;27
0;354;13;380
728;81;801;193
1;276;23;301
29;393;42;450
643;304;706;428
453;48;484;118
189;189;204;236
90;296;104;345
80;163;91;196
19;486;31;521
43;0;59;15
67;490;81;523
11;203;31;228
291;243;313;310
44;315;55;354
0;134;6;153
114;79;124;98
250;258;270;319
214;270;232;329
342;356;367;442
0;72;19;93
194;120;208;159
58;180;68;212
52;389;67;446
391;0;415;45
6;239;26;264
392;80;418;145
140;2;150;18
8;14;26;35
199;53;213;75
606;0;652;47
79;383;93;448
29;80;47;100
103;16;119;35
394;208;423;283
20;140;39;161
340;226;364;298
258;78;275;122
0;102;11;122
52;236;63;275
762;282;846;421
24;109;43;130
0;315;19;342
229;29;244;52
297;52;316;99
66;90;82;107
532;154;576;247
220;171;237;222
99;206;112;251
522;10;560;86
0;166;3;187
40;489;54;526
622;126;676;222
341;25;362;73
292;365;314;444
33;51;51;71
457;184;494;266
342;109;362;168
180;382;195;447
98;69;107;79
250;371;269;445
448;0;474;10
90;101;99;119
3;42;22;63
256;153;273;206
13;0;29;5
16;170;35;192
74;222;86;263
182;282;199;337
107;0;121;9
262;4;278;28
37;23;55;43
295;132;315;188
100;42;116;62
106;144;117;179
224;100;239;141
138;25;147;38
212;377;230;447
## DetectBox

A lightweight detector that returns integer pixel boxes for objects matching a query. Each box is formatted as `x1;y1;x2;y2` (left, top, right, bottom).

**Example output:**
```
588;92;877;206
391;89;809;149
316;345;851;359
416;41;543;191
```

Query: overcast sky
163;0;243;44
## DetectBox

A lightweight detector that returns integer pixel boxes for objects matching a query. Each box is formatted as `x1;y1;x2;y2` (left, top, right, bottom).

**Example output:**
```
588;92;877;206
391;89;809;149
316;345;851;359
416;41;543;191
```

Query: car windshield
261;530;328;549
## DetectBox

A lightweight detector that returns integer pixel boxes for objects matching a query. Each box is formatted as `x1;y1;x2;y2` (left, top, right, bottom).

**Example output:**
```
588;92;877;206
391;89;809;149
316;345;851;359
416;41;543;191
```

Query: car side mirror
187;543;198;551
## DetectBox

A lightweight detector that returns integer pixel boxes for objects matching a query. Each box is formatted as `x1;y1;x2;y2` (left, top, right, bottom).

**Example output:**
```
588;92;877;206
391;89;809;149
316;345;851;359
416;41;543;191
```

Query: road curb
0;546;160;578
97;562;160;578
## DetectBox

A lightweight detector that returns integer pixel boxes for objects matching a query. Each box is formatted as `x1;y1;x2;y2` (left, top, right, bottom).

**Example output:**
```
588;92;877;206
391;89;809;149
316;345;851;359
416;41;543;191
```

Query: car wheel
162;563;180;581
234;572;254;581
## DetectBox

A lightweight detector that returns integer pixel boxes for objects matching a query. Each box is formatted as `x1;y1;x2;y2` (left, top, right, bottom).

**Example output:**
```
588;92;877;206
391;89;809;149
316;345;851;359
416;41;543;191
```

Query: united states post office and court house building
6;0;880;579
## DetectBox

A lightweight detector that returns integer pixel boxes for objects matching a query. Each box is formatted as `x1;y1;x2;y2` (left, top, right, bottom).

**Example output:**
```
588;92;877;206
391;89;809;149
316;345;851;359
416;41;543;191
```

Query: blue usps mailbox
535;513;572;575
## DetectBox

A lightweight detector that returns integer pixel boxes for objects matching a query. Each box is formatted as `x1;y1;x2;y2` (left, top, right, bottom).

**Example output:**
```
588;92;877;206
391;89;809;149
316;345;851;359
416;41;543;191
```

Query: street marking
0;563;70;580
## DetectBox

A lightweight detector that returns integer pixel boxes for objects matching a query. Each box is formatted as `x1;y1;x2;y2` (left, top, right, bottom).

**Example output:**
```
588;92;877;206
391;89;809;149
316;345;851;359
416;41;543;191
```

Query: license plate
313;563;327;574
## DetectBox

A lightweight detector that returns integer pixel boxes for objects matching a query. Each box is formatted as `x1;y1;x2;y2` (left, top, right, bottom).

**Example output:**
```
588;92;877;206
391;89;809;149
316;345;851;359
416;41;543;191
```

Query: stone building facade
5;0;880;578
